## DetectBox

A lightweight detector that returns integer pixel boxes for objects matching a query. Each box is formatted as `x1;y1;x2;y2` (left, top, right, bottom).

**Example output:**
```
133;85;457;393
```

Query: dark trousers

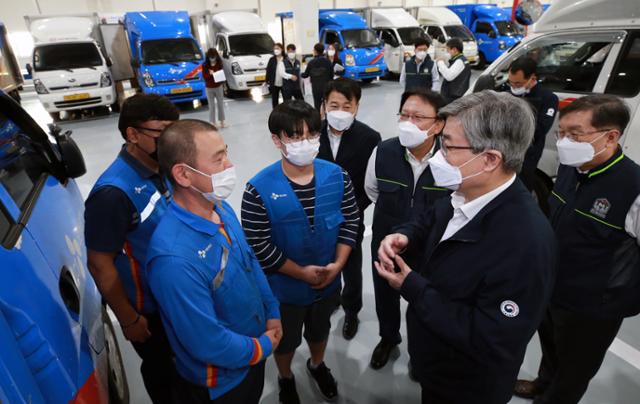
533;305;623;404
340;239;363;316
371;235;403;344
283;86;303;102
270;86;282;109
171;361;265;404
131;313;175;404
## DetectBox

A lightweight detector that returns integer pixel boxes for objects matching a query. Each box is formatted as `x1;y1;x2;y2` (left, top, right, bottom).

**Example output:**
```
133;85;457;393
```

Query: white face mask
187;165;236;202
283;138;320;167
328;49;336;57
556;132;608;167
274;49;282;56
415;50;427;61
209;57;217;64
428;149;485;191
510;85;529;96
398;120;435;148
288;52;296;60
326;110;355;132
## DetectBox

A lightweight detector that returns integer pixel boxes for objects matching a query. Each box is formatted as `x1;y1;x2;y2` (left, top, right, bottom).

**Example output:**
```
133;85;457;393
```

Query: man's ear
126;127;139;144
172;164;192;188
484;150;503;172
272;134;282;148
606;129;621;147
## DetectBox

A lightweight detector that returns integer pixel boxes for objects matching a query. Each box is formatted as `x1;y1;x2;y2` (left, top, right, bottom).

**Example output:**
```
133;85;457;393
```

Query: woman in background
201;48;227;127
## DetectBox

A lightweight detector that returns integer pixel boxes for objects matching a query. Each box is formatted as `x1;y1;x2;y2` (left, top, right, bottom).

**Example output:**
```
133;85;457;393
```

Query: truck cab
448;4;523;67
0;92;127;403
414;7;479;66
474;0;640;209
124;11;206;104
319;10;386;83
26;16;117;121
368;8;428;75
200;11;274;94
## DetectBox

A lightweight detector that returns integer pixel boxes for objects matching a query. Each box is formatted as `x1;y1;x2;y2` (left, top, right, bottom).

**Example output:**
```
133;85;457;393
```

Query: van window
324;31;340;46
443;25;475;42
397;27;427;46
475;22;494;36
0;112;49;211
33;43;102;71
379;29;397;46
142;38;202;64
228;33;275;56
216;37;228;56
426;27;445;43
606;35;640;98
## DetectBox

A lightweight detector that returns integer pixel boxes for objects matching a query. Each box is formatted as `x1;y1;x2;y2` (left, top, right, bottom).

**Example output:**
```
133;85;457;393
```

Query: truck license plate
365;67;379;73
255;75;266;81
63;93;90;101
171;86;192;94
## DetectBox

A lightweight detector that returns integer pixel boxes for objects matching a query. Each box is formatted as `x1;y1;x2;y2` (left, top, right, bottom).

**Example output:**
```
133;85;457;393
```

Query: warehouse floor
21;76;640;404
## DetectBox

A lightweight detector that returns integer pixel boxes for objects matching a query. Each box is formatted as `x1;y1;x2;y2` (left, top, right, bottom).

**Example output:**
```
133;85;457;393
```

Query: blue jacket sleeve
148;255;273;368
250;251;281;320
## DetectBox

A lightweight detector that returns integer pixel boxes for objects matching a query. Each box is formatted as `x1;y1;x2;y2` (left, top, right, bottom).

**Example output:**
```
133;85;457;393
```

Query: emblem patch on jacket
500;300;519;318
590;198;611;219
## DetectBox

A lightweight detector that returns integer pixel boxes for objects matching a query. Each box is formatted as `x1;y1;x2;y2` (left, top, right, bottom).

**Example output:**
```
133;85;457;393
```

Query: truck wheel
361;78;375;84
103;309;129;404
49;112;61;122
532;171;553;216
223;83;236;98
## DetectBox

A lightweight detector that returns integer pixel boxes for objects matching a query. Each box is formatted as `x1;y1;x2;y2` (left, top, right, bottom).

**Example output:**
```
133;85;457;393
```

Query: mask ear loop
589;130;612;159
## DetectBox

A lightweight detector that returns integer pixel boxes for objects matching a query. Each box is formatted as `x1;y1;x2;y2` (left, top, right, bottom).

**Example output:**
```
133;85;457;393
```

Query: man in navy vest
283;44;303;101
515;95;640;404
399;36;440;92
436;38;471;105
85;94;178;403
148;120;281;403
377;91;556;404
364;89;449;371
242;100;360;404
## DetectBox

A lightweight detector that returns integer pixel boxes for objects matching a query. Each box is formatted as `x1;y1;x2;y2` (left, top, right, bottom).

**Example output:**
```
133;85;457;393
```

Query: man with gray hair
376;91;556;404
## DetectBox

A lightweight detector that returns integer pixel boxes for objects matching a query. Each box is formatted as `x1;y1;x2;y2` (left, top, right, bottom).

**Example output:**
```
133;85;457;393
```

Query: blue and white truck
447;4;523;67
123;11;207;104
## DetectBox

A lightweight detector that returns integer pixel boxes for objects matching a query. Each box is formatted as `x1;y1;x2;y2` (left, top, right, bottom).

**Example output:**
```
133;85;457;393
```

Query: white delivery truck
25;14;116;121
474;0;640;208
411;7;479;66
191;11;274;95
366;8;431;75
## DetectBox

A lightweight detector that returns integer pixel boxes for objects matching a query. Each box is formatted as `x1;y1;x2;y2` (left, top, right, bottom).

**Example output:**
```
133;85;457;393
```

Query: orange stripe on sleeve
206;364;218;387
123;241;145;312
249;338;263;365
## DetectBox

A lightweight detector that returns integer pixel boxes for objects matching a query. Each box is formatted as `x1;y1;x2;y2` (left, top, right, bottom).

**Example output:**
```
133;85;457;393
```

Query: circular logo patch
500;300;519;318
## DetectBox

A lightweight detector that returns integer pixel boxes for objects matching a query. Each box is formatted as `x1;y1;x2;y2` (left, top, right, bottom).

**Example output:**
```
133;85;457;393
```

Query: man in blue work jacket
242;100;360;404
147;119;282;403
515;95;640;404
85;94;179;403
377;91;556;404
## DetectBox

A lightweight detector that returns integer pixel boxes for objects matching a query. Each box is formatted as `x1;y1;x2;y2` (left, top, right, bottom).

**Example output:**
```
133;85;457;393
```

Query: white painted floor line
609;337;640;371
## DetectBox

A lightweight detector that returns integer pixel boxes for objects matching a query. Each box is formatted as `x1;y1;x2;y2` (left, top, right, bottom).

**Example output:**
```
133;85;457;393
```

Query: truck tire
103;309;129;404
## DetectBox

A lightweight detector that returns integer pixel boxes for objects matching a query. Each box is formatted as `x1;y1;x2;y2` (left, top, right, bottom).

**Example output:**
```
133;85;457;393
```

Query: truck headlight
499;41;506;50
34;78;48;94
143;72;154;87
345;54;355;67
232;62;244;75
100;72;112;87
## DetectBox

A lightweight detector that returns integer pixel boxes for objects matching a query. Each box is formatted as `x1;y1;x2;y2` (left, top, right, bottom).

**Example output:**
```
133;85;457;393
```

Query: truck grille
157;77;201;84
244;68;266;74
54;97;103;108
49;82;99;91
246;80;265;87
167;90;203;101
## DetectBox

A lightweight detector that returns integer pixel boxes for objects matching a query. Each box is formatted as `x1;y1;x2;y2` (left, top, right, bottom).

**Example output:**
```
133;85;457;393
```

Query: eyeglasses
440;142;476;156
134;126;164;136
397;113;437;124
285;132;321;142
555;128;613;141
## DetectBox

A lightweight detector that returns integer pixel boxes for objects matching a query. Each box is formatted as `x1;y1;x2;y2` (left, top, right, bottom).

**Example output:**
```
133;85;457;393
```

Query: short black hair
158;119;218;185
286;43;296;51
274;43;284;50
560;94;630;133
413;36;431;48
313;43;325;55
268;100;321;139
118;94;179;140
446;38;464;53
324;77;362;103
399;89;446;113
509;56;537;78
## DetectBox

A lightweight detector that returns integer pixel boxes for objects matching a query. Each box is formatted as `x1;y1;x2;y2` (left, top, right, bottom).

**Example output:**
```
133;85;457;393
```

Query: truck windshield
342;29;381;48
228;33;275;56
444;25;475;42
142;38;202;65
33;43;102;71
397;27;427;46
495;21;522;37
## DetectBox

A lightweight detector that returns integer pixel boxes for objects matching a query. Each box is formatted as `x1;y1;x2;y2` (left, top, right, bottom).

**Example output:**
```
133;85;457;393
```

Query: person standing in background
202;48;228;128
282;44;303;102
436;38;472;105
267;43;287;109
301;43;334;111
329;43;345;79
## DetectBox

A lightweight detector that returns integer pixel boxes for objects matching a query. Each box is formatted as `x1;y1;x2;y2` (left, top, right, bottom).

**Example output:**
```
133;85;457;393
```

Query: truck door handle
59;267;80;317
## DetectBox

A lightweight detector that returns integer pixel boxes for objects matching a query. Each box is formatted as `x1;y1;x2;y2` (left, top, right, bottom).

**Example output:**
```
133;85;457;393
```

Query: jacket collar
119;145;155;179
169;201;225;238
582;147;624;180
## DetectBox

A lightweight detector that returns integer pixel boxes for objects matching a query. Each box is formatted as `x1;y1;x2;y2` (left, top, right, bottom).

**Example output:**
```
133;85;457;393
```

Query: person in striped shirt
242;100;360;404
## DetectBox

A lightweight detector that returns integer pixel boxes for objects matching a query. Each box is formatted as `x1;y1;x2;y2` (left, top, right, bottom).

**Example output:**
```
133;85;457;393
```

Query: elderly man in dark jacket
376;90;556;404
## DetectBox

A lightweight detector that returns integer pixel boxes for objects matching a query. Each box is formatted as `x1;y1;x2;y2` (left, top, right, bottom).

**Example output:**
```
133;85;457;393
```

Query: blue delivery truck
0;92;128;403
124;11;207;104
447;4;523;67
318;10;386;83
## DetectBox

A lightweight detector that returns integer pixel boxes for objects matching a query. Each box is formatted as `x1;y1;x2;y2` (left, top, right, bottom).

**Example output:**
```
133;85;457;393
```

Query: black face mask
133;128;160;161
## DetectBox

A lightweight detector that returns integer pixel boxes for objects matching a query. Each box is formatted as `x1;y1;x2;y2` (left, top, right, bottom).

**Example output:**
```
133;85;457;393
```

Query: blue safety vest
249;159;344;305
89;155;170;313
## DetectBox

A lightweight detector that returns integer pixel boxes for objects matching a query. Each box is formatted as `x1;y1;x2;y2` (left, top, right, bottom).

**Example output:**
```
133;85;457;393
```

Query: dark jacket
266;56;279;87
301;56;333;98
549;148;640;318
498;83;558;173
201;59;224;88
282;57;301;94
397;179;556;404
404;55;434;91
318;119;381;217
440;54;471;103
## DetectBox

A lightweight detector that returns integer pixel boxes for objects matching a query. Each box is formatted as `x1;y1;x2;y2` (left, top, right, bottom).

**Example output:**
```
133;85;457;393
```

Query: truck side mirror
106;57;113;67
26;63;33;76
49;124;86;179
222;51;229;59
488;31;497;39
516;0;544;26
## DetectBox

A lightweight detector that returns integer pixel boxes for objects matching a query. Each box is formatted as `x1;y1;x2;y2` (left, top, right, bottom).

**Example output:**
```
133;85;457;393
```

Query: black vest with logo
549;149;640;318
372;138;449;266
404;55;434;91
440;54;471;101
